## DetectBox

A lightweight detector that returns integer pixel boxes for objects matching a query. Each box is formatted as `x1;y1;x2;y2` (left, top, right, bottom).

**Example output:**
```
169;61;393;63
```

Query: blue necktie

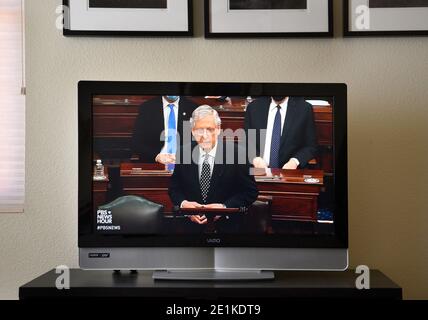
167;104;176;171
269;106;282;168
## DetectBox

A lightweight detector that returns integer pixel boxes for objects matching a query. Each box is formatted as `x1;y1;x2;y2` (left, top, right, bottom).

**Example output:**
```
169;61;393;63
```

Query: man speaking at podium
169;105;258;232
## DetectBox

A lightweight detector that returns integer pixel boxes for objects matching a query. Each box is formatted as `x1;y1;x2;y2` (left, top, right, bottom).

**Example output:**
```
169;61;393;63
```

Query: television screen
79;82;347;249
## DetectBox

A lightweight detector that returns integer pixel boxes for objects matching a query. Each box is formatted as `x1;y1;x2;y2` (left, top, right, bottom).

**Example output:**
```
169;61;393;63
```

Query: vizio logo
207;238;221;244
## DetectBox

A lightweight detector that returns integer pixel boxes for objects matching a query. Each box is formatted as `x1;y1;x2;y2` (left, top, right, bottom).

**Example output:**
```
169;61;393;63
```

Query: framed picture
344;0;428;36
63;0;193;36
204;0;333;38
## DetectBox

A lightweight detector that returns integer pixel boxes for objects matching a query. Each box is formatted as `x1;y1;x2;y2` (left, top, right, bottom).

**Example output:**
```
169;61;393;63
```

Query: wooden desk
93;164;324;222
254;168;324;222
119;163;174;215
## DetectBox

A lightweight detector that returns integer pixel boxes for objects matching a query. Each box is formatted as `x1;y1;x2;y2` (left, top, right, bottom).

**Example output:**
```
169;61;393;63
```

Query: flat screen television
78;81;348;279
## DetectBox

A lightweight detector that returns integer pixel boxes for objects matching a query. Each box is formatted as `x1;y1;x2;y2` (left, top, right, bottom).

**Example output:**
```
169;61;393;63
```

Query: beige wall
0;0;427;299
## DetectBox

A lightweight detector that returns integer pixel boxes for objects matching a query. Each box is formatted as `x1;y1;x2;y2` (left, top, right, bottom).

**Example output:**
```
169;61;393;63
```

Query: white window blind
0;0;25;213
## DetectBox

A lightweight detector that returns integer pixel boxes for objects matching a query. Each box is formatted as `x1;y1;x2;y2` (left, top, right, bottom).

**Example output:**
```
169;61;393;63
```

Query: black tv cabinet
19;269;402;300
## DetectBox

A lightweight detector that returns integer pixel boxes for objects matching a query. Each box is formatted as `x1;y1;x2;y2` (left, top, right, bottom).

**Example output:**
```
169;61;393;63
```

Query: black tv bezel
78;81;348;249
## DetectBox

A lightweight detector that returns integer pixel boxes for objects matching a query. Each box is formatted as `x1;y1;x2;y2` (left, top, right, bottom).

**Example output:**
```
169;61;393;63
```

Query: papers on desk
306;100;330;106
304;178;320;184
255;177;281;182
252;168;282;182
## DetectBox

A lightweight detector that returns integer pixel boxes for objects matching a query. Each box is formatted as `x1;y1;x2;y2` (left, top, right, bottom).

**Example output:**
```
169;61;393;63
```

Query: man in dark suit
131;96;198;164
244;96;317;169
169;105;258;232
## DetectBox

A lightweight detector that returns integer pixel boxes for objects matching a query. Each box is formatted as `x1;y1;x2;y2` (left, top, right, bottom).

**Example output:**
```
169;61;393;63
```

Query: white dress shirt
262;97;288;165
160;97;180;154
262;97;299;168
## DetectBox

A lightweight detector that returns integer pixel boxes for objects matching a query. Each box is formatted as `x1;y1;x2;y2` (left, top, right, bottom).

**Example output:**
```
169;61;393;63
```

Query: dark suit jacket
244;97;317;168
169;142;259;209
131;97;198;163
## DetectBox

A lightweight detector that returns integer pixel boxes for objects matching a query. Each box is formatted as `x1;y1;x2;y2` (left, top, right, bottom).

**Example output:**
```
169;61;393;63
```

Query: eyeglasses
193;128;217;136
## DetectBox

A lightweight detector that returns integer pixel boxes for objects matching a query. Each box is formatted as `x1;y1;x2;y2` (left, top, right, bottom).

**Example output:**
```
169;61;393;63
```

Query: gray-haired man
168;105;258;232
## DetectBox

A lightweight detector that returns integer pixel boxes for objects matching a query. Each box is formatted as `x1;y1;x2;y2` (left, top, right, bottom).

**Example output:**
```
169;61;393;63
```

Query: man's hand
253;157;268;169
181;201;207;224
181;201;203;209
155;153;176;165
282;159;298;170
189;215;208;225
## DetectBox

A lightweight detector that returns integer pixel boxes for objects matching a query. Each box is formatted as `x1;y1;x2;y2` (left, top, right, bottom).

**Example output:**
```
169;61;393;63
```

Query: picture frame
204;0;333;38
63;0;193;37
344;0;428;36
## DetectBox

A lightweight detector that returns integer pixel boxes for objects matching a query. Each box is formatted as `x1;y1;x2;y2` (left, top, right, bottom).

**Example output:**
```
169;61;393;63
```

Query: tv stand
152;270;275;281
19;269;402;300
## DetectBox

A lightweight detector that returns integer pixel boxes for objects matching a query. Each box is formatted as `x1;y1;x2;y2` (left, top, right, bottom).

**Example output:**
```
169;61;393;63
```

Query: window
0;0;25;213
